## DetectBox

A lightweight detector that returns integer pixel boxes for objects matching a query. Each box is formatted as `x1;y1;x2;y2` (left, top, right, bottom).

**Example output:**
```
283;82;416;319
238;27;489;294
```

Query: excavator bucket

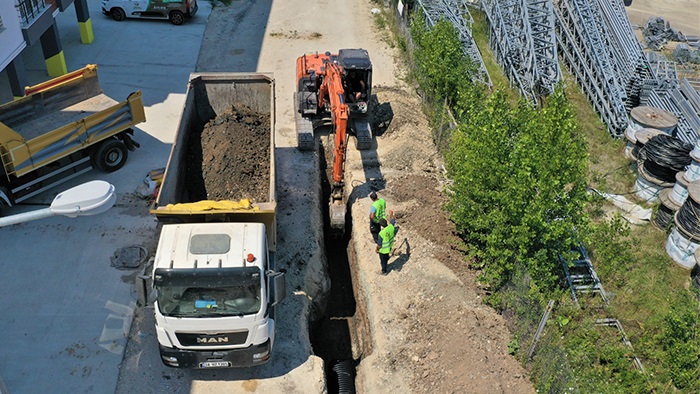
329;201;346;235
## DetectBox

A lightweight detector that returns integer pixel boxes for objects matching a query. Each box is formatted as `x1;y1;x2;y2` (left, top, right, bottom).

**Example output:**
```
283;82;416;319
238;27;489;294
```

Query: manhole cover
111;245;148;269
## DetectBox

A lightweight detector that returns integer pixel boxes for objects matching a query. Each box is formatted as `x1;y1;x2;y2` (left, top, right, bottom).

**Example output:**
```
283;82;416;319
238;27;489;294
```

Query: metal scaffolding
411;0;698;142
482;0;538;104
481;0;560;103
526;0;561;96
555;0;630;136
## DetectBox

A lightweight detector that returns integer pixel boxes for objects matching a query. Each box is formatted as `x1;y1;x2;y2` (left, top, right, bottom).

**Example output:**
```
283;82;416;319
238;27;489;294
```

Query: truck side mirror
268;271;287;306
135;275;152;306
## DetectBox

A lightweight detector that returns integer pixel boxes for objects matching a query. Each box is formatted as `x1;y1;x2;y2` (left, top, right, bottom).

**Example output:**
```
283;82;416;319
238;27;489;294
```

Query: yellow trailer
0;64;145;212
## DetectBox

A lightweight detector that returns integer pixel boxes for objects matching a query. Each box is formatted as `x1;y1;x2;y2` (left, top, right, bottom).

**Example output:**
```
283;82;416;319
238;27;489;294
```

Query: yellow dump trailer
0;64;145;212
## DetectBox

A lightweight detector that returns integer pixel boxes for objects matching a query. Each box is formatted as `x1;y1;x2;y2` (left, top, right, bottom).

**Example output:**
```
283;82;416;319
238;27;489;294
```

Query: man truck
149;73;286;368
0;64;145;215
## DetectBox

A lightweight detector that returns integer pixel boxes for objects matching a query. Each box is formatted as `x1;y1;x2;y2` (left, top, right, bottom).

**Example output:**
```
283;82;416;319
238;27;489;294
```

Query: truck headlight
162;355;179;367
253;349;270;361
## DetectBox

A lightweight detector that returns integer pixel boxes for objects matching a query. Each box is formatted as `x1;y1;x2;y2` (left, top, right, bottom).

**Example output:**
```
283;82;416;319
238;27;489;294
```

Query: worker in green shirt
375;211;396;275
369;191;386;244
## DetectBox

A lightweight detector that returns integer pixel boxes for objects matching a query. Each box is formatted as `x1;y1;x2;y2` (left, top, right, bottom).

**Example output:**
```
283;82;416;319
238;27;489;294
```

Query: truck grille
177;331;248;347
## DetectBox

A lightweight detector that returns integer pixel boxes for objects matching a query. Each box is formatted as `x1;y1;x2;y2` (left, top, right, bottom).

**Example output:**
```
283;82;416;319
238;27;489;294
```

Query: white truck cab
102;0;198;25
151;222;286;368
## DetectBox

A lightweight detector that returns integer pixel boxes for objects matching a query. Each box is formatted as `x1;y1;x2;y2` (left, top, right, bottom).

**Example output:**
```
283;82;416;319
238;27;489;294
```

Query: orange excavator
295;49;373;235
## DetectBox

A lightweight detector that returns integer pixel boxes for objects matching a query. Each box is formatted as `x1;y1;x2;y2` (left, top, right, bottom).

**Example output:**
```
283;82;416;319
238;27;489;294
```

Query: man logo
197;337;229;344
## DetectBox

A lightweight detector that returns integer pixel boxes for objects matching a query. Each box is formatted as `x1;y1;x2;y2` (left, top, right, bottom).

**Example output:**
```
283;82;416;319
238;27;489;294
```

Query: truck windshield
154;267;262;317
157;283;262;317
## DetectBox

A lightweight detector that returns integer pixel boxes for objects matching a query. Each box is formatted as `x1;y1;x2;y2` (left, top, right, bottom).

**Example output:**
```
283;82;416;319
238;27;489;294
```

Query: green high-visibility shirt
371;198;386;223
378;224;395;254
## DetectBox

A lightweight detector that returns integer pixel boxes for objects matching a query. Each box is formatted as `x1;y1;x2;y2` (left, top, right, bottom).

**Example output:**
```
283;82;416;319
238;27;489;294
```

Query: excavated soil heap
186;105;271;203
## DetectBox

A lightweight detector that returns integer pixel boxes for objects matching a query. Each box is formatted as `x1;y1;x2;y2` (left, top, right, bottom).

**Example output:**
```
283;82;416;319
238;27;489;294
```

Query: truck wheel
110;8;126;22
169;11;184;25
93;139;128;173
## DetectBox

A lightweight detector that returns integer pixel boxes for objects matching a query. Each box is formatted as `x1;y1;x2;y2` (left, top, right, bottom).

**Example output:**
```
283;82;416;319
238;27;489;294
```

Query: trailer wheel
169;11;184;25
0;196;8;217
93;139;128;173
110;8;126;22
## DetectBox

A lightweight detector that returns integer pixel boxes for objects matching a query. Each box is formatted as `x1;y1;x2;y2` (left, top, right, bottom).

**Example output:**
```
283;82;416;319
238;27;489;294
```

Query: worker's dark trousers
370;221;380;244
379;252;390;274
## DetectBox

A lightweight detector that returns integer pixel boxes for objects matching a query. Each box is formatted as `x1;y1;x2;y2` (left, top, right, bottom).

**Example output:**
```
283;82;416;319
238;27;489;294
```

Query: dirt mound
186;105;271;202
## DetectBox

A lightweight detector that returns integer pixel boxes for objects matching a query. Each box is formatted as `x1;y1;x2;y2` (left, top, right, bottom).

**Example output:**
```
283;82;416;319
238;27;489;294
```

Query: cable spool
637;134;693;183
635;162;674;203
630;105;678;135
632;128;665;162
685;160;700;183
670;171;690;206
690;138;700;162
692;253;700;291
624;126;638;160
656;188;681;230
666;225;700;269
675;180;700;242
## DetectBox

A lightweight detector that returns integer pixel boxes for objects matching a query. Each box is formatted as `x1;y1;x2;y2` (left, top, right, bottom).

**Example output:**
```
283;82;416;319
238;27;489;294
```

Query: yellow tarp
163;199;258;212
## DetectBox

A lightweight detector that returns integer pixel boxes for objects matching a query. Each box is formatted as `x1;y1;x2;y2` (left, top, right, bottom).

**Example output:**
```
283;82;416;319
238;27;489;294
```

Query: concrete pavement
0;1;212;393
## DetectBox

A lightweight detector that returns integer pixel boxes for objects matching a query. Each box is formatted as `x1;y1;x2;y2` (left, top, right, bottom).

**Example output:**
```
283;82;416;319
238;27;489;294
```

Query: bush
445;88;589;291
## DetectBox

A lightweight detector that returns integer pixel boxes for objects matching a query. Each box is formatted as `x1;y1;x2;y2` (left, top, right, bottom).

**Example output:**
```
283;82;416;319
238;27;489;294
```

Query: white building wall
0;2;27;71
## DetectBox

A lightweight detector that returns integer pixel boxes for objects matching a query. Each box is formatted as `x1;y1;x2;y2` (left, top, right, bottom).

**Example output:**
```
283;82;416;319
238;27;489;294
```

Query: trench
309;136;371;394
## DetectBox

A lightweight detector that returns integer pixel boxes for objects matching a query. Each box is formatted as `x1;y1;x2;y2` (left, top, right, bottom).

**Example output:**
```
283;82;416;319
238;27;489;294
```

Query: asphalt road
0;1;212;393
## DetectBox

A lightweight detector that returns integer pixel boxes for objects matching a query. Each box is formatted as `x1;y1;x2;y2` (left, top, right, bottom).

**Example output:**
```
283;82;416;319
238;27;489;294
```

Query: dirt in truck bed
185;105;271;203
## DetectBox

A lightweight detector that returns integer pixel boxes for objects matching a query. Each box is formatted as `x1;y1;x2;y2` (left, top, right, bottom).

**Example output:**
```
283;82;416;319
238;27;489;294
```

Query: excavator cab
338;48;372;115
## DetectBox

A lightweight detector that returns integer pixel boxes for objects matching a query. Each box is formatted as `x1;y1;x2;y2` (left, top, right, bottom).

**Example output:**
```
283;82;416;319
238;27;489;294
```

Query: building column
40;20;68;77
74;0;94;44
7;57;29;99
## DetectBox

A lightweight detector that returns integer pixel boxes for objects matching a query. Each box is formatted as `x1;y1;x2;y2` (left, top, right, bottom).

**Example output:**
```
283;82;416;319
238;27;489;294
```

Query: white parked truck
149;73;285;368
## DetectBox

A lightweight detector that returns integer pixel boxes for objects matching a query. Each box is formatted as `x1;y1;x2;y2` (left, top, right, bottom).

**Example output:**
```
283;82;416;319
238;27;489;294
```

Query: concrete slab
0;1;212;393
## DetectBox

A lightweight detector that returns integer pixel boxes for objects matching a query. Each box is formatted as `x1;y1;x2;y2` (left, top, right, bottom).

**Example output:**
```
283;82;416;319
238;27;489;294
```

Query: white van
102;0;198;25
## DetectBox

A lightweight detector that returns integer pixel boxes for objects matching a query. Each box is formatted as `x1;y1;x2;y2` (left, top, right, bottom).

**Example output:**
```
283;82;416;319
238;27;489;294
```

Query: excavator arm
318;60;350;233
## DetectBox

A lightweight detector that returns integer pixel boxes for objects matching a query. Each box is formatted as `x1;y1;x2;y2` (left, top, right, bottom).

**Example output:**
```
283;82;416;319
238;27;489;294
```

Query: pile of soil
186;105;271;203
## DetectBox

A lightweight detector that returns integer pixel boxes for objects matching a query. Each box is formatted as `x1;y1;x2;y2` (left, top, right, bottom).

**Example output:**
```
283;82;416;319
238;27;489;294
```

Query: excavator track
295;92;315;151
353;117;372;150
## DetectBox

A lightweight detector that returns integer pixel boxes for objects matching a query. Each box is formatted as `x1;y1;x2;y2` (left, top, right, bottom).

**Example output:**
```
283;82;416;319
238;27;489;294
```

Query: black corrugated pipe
331;359;356;394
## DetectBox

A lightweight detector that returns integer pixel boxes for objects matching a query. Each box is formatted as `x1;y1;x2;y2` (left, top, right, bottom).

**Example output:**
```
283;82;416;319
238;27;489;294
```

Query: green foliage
373;11;387;30
445;87;589;291
411;15;476;105
586;214;632;287
657;301;700;390
561;319;650;393
507;338;519;355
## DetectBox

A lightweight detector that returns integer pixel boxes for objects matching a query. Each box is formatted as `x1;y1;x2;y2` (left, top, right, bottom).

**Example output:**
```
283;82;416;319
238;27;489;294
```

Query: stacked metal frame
596;0;654;110
482;0;538;104
554;0;630;137
526;0;561;96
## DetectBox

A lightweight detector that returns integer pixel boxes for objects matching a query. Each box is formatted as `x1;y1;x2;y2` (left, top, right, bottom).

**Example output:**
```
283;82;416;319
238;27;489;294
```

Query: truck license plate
200;361;231;368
